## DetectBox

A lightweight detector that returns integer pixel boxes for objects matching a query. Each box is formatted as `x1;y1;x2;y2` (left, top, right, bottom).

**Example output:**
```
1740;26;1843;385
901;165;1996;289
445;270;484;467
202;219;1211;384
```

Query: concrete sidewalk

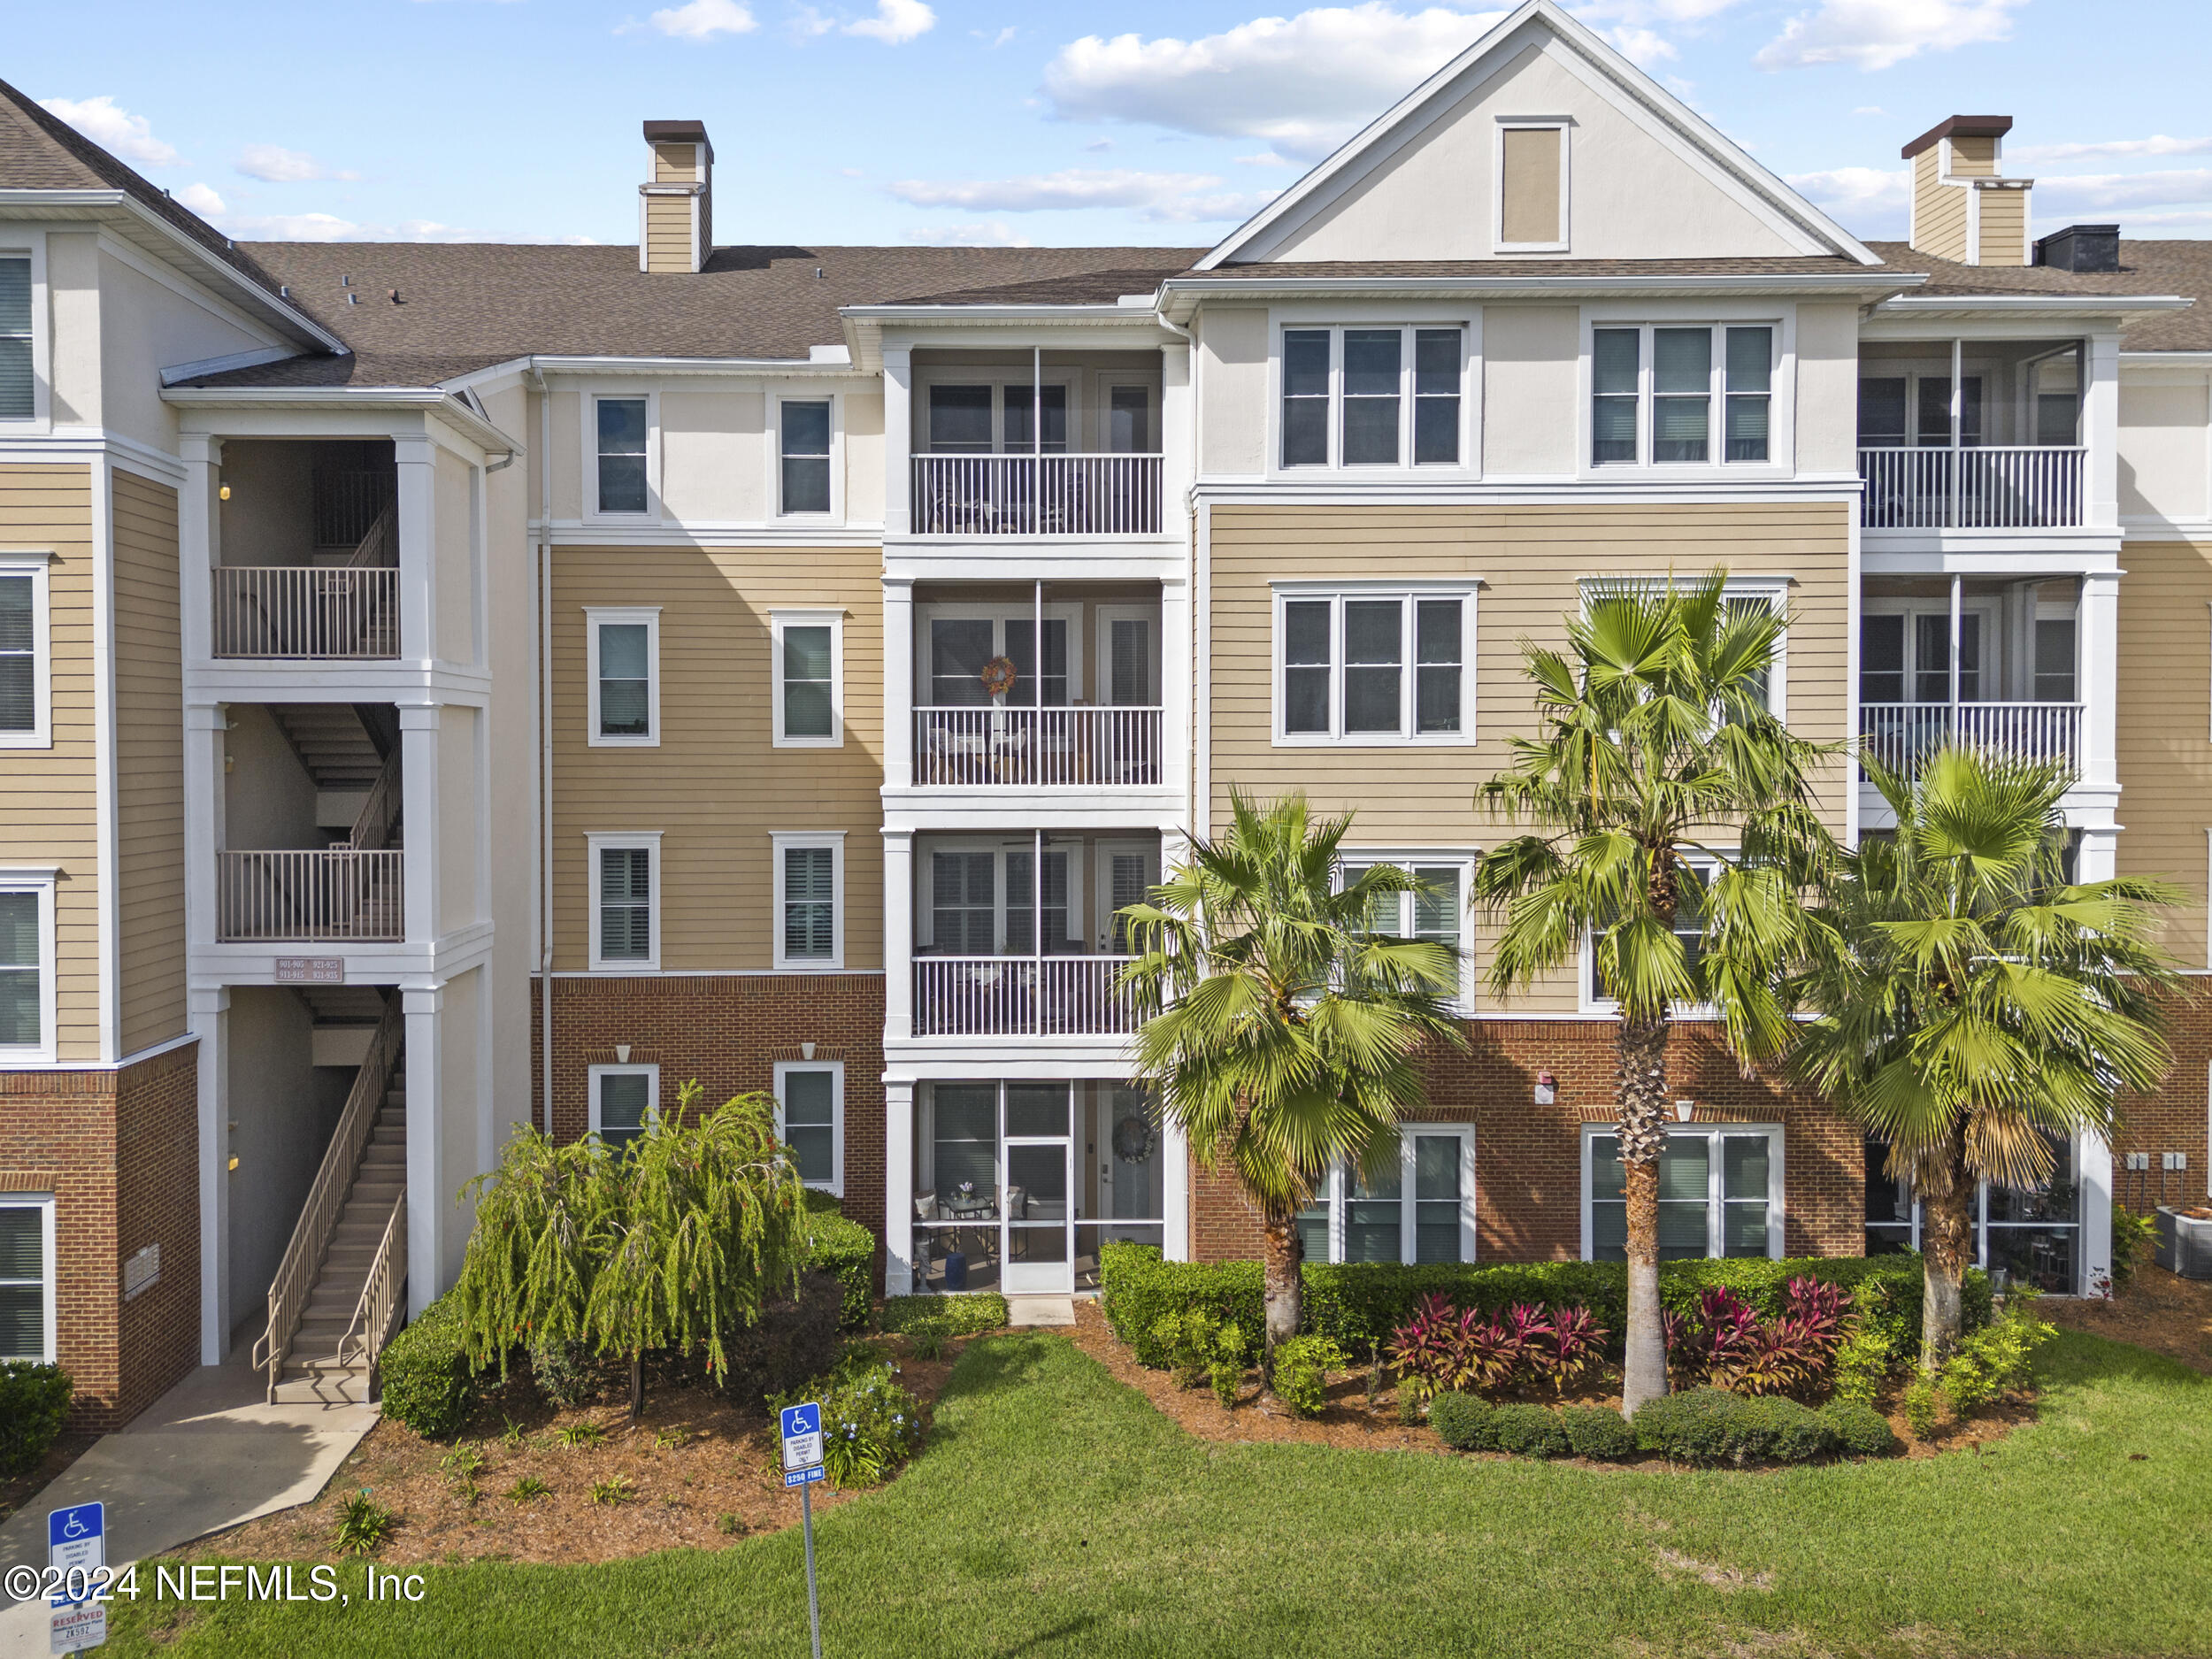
0;1346;377;1653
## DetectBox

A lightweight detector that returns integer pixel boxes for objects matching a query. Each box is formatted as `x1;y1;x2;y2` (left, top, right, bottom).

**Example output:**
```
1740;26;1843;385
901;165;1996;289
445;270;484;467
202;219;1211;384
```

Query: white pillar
403;983;443;1318
1160;334;1193;541
179;434;218;667
191;984;229;1362
2078;571;2121;795
2076;826;2117;882
2085;330;2121;531
396;437;437;664
2078;1129;2114;1297
884;829;913;1041
1160;576;1191;810
400;706;441;945
884;578;914;790
1162;1111;1190;1262
882;344;912;537
884;1079;916;1294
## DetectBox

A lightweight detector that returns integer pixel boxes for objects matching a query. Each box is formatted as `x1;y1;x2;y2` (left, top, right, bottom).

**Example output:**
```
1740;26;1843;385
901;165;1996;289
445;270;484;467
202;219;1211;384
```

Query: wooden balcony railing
913;956;1136;1037
1858;446;2085;529
216;849;405;942
910;454;1163;536
911;706;1163;787
1857;701;2084;779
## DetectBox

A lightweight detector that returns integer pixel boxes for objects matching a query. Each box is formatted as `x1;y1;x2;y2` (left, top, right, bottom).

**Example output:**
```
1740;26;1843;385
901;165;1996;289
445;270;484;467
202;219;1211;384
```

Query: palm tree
1118;791;1466;1382
1474;572;1834;1415
1792;746;2176;1366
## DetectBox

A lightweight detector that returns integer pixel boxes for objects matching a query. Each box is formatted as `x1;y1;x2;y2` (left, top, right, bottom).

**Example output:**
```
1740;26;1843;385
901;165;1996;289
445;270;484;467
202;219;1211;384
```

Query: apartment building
5;0;2212;1424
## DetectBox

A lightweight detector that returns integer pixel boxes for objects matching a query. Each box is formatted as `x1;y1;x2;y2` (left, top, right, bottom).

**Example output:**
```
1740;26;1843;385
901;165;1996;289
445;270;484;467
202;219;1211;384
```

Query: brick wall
1190;1018;1864;1264
0;1041;199;1430
2115;980;2212;1214
531;974;887;1282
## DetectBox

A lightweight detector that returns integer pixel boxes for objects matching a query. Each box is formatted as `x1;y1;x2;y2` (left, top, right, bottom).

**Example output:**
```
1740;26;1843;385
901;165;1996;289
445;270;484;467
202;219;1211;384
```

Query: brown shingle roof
1182;255;1881;280
1865;241;2212;349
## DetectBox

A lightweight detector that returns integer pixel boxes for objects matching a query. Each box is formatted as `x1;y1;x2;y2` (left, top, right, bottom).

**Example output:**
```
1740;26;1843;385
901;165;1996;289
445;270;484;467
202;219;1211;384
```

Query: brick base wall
531;974;887;1283
1191;1018;1865;1265
2116;981;2212;1214
0;1041;200;1431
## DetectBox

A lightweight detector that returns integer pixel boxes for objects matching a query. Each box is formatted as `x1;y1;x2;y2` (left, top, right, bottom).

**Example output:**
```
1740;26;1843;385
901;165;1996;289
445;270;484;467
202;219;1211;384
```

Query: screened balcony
1857;338;2085;529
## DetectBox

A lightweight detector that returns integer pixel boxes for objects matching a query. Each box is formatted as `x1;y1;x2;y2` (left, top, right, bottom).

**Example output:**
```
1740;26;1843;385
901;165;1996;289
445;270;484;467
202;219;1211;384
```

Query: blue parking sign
48;1502;103;1578
780;1400;825;1475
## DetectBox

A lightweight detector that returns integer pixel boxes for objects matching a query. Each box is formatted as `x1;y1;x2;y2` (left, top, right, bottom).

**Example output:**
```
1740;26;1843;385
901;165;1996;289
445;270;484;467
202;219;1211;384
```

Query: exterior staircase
269;703;390;791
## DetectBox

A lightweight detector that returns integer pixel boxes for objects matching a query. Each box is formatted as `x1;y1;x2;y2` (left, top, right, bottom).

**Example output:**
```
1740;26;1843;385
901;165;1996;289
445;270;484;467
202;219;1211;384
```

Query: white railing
212;565;400;658
348;753;402;852
253;996;402;1402
1858;446;2085;529
910;454;1164;536
336;1190;408;1393
914;956;1136;1036
1857;701;2084;779
912;706;1164;787
216;849;405;942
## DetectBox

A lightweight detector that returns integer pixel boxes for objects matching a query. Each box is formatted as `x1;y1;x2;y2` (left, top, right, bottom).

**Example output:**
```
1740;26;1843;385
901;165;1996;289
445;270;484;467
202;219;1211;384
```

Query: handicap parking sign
780;1402;824;1474
48;1503;103;1581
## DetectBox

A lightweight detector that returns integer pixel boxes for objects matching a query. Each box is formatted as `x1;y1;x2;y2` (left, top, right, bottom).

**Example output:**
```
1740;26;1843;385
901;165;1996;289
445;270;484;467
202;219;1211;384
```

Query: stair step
272;1373;370;1406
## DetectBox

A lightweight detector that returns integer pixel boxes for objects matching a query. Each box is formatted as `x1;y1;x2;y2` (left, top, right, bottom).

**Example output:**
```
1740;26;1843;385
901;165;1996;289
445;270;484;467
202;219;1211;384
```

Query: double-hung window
1294;1125;1477;1264
0;1194;55;1363
1279;326;1467;469
0;257;30;422
595;396;650;515
588;834;659;971
1584;1124;1782;1262
587;608;657;747
775;1060;844;1194
590;1065;657;1156
1589;325;1776;467
780;399;833;516
1277;588;1473;742
773;833;844;970
772;610;842;747
0;555;50;748
1342;856;1471;1008
0;874;53;1061
1863;1131;2082;1293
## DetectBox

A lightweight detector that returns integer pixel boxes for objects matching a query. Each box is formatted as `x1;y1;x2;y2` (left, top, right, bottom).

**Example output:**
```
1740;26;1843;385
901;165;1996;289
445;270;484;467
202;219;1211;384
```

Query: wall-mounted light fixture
218;484;231;501
1532;1071;1556;1106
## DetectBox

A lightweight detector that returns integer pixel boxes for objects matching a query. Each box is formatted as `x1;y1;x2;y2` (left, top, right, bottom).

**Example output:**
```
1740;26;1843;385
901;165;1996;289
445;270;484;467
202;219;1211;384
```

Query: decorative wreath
979;656;1019;697
1111;1112;1159;1165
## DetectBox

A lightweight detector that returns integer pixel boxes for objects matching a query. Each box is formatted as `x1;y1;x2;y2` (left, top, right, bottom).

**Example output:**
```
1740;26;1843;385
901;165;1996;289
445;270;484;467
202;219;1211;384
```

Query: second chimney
1902;115;2031;267
639;120;713;274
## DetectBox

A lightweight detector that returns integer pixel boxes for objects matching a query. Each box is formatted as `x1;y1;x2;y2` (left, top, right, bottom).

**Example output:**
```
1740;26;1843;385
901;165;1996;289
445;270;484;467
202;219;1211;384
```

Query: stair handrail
252;994;405;1402
335;1189;408;1385
344;503;397;569
347;752;402;852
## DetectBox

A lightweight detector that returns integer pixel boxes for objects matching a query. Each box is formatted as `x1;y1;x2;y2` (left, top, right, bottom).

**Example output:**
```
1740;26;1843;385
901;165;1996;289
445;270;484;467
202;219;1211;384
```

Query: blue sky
12;1;2212;249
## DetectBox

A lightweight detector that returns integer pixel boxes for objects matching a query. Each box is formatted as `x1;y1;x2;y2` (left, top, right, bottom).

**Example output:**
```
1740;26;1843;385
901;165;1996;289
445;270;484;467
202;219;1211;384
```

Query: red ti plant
1386;1293;1476;1402
1531;1304;1610;1396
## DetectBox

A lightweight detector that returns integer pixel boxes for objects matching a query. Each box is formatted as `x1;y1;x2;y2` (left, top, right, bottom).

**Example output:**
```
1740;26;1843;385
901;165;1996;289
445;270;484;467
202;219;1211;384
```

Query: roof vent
2035;224;2120;273
639;119;713;274
1901;115;2032;267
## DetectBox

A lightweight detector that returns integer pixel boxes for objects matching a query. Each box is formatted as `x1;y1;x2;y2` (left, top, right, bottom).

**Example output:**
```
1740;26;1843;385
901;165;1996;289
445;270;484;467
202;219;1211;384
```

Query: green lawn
104;1330;2210;1658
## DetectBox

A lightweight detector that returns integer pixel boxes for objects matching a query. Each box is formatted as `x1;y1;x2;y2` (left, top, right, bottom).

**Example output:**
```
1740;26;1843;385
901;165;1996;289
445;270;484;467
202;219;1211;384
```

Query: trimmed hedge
1820;1397;1901;1457
380;1292;474;1440
1561;1404;1638;1461
1099;1242;1986;1364
802;1192;875;1332
1429;1391;1495;1451
0;1361;72;1476
878;1293;1009;1337
1491;1402;1571;1458
1431;1396;1637;1462
1634;1387;1847;1466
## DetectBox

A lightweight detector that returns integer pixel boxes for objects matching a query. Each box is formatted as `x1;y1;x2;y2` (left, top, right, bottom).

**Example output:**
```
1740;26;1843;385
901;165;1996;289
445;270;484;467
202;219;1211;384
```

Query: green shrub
380;1293;475;1440
333;1491;396;1555
904;1318;953;1361
1941;1299;2055;1418
1634;1388;1741;1465
0;1361;72;1477
1271;1335;1341;1417
878;1293;1007;1337
1636;1389;1838;1465
1307;1261;1630;1360
1490;1403;1571;1458
769;1349;924;1488
1428;1391;1495;1451
1830;1320;1893;1405
1395;1384;1425;1425
1901;1374;1941;1440
1561;1405;1638;1461
1721;1395;1837;1463
801;1194;876;1332
1210;1354;1243;1409
717;1270;845;1408
529;1339;602;1409
2111;1204;2158;1294
1820;1398;1900;1457
1150;1309;1225;1389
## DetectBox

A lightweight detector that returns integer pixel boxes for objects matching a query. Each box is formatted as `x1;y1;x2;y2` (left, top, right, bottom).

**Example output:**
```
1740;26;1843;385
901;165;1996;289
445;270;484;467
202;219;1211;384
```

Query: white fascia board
1869;295;2193;319
157;346;298;387
525;353;876;378
161;385;520;457
2121;349;2212;365
1160;271;1917;322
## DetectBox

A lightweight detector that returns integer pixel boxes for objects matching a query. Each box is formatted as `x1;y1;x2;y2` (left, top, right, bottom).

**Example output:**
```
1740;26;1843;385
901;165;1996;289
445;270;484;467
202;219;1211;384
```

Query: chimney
1901;115;2031;267
2036;224;2120;272
639;119;713;274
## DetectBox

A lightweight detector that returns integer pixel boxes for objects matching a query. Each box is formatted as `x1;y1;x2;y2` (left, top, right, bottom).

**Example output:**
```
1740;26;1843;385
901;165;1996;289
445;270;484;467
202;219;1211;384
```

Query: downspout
534;362;556;1137
1155;307;1200;833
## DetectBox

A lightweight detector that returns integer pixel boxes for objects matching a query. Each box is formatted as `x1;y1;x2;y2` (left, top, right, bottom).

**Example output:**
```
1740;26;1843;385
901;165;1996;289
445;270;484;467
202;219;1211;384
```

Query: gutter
163;384;519;458
533;361;555;1138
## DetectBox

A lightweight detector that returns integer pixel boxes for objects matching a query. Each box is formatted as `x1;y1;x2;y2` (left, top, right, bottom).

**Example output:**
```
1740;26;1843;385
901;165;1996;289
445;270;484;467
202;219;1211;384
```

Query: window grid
1585;1125;1781;1263
1279;326;1466;471
590;1066;657;1156
0;559;49;747
0;1195;52;1363
773;833;844;970
595;396;649;515
1343;858;1470;1007
1277;590;1474;743
0;257;29;422
1296;1125;1476;1265
776;1061;844;1194
1590;324;1775;468
597;847;652;964
780;399;832;515
588;609;658;747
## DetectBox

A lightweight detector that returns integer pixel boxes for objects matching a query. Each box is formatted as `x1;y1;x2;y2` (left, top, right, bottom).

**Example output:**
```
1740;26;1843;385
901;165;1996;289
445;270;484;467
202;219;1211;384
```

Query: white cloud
37;95;179;167
648;0;757;40
1041;5;1509;161
236;143;359;183
1851;104;1886;116
2014;135;2212;164
1755;0;2025;72
1235;150;1296;166
845;0;933;42
974;26;1017;47
1572;0;1747;20
175;182;227;216
1784;164;1910;225
214;210;593;243
1602;25;1676;65
1084;138;1114;152
903;221;1036;246
891;167;1271;223
2034;169;2212;212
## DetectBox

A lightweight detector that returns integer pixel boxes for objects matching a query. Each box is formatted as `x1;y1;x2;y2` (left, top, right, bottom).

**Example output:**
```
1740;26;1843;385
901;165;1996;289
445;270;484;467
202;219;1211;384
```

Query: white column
2085;329;2121;531
1947;572;1962;722
884;1079;916;1294
396;437;438;664
1160;576;1191;809
2078;570;2121;795
1162;1111;1190;1262
883;829;913;1041
882;344;912;537
1159;334;1193;541
2075;826;2117;882
2078;1129;2114;1297
179;434;219;667
191;984;229;1362
884;577;914;790
400;705;441;945
184;704;226;949
403;983;443;1318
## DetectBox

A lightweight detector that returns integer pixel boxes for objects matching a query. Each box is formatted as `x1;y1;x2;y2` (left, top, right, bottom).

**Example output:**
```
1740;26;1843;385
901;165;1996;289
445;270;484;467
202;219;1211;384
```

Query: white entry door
1002;1082;1074;1294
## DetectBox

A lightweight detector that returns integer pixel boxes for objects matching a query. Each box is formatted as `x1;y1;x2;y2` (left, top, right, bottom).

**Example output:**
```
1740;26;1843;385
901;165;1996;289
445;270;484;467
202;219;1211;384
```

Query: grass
104;1331;2209;1657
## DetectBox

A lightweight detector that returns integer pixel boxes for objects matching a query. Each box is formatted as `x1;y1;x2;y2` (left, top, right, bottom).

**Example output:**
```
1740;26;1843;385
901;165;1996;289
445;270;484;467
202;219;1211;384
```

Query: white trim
774;1058;846;1196
1579;1121;1785;1262
585;606;661;749
585;390;659;523
1271;584;1477;746
772;830;847;972
770;607;845;749
1302;1123;1479;1264
1270;319;1479;478
0;238;45;432
586;831;662;972
916;599;1086;707
1580;311;1793;479
0;869;58;1064
1340;849;1479;1011
1493;118;1571;254
770;392;844;523
90;456;118;1064
588;1063;660;1147
0;552;53;748
0;1190;57;1363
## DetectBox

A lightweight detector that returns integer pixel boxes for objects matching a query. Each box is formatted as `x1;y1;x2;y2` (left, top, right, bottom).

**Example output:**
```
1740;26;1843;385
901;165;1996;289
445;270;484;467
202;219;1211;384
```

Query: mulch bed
0;1427;102;1530
2042;1265;2212;1374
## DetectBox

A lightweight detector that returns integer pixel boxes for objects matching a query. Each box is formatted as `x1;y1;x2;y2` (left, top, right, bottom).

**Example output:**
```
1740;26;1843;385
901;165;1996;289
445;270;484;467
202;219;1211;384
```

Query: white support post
179;434;219;667
1947;572;1962;729
884;1079;916;1294
883;830;913;1041
1160;576;1191;809
403;983;443;1318
184;704;226;949
400;706;441;945
395;437;438;664
882;344;912;537
2078;1129;2114;1296
2085;330;2121;531
1159;333;1193;541
884;578;914;789
2078;571;2121;796
191;984;229;1362
1162;1110;1190;1262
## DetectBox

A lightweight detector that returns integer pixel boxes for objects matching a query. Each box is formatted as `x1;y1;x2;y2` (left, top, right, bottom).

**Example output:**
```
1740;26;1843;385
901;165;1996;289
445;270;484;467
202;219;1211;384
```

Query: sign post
779;1402;826;1659
47;1502;105;1654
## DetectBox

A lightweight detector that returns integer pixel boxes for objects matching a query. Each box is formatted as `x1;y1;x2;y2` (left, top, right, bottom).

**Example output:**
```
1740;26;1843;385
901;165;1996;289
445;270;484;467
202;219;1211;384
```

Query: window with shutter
0;259;29;422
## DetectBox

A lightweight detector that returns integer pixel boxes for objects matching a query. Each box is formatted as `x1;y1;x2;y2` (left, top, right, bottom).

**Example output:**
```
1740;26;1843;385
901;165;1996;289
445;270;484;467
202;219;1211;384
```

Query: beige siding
1978;190;2026;266
1912;150;1968;263
1948;135;2000;177
644;196;695;273
2115;540;2212;967
111;470;185;1056
653;143;701;183
552;544;885;972
0;465;99;1059
1207;502;1852;1010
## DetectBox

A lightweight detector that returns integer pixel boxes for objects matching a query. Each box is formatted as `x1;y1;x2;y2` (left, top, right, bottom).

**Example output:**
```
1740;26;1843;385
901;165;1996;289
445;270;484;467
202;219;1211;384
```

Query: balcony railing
912;707;1163;787
1857;701;2083;780
913;956;1136;1037
910;454;1163;536
212;566;400;659
216;849;405;942
1858;446;2085;529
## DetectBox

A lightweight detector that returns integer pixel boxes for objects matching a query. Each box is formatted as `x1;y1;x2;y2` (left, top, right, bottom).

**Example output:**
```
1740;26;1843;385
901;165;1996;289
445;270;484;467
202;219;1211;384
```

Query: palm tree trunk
1259;1208;1303;1388
629;1351;644;1420
1918;1128;1973;1371
1617;1015;1672;1417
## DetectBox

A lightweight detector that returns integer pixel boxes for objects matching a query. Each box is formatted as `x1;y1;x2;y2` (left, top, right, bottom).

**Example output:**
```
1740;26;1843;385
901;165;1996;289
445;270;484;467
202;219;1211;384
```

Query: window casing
1583;1124;1784;1262
778;398;835;517
1864;1133;2083;1293
593;395;652;517
772;609;843;748
0;872;55;1062
587;607;659;747
0;556;50;748
588;833;660;972
1275;588;1474;744
772;832;845;971
1495;120;1568;253
921;376;1078;453
1295;1125;1477;1264
0;1193;55;1363
920;603;1083;710
775;1060;845;1194
589;1064;658;1156
0;256;31;423
1341;855;1473;1010
1589;324;1776;468
1278;325;1469;470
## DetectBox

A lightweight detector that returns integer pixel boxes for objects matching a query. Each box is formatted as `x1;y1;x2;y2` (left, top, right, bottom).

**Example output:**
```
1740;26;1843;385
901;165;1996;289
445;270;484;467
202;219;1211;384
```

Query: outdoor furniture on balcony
1857;447;2085;530
912;956;1137;1037
1857;701;2084;780
910;454;1163;536
911;706;1163;787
